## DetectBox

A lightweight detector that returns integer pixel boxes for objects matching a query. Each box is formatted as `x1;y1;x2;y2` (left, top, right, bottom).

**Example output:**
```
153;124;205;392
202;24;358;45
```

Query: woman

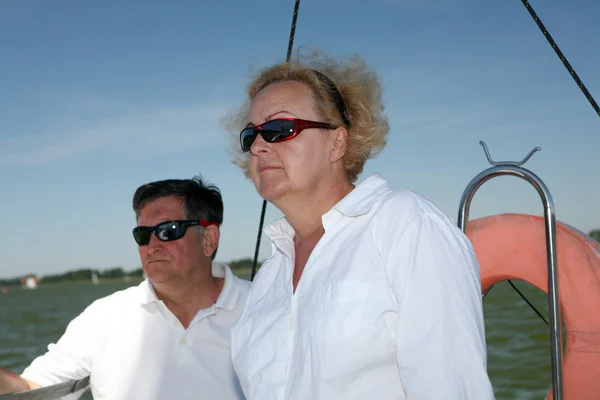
226;49;495;399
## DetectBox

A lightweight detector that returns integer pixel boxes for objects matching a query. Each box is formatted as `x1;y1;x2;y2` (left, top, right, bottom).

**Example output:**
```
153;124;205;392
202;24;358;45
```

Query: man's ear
202;225;220;259
330;127;349;164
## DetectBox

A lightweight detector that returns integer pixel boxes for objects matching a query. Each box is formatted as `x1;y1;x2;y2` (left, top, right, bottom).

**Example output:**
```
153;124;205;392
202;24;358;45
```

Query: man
0;176;250;399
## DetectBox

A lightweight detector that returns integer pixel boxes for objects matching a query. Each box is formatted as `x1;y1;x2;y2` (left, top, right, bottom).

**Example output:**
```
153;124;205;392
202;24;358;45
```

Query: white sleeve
20;298;109;395
385;212;495;399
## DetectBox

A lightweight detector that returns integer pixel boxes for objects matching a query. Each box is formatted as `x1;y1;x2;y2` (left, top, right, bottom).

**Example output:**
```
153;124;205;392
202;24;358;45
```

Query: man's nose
146;234;164;253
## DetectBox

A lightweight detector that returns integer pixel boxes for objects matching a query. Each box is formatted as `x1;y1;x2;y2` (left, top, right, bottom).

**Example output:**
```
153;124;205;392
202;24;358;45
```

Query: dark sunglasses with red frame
239;118;338;152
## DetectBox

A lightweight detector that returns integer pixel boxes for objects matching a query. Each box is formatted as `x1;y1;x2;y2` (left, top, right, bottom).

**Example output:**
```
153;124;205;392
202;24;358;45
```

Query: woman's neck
280;177;354;240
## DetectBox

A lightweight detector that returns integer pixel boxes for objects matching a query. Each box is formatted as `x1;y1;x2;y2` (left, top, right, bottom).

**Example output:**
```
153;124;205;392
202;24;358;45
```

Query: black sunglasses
239;118;337;152
132;219;216;246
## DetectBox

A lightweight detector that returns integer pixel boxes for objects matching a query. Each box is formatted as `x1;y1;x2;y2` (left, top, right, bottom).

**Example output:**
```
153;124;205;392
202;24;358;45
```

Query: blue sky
0;0;598;278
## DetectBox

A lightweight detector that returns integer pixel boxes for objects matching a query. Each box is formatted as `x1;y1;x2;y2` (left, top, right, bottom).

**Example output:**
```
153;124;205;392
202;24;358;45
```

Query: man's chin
143;264;172;282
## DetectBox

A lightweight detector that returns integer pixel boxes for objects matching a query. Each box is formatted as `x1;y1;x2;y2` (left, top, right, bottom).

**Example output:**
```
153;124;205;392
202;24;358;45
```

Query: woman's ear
330;127;349;163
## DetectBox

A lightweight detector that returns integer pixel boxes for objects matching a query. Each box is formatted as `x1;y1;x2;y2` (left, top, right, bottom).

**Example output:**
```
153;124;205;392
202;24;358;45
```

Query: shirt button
181;338;187;345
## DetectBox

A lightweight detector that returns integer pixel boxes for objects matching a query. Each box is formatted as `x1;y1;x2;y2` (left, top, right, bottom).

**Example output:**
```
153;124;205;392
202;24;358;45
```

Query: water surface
0;278;553;399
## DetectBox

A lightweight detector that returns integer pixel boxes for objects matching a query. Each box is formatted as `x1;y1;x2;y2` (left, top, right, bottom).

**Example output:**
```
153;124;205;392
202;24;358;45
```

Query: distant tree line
227;258;262;271
0;266;144;286
0;258;262;287
5;229;600;286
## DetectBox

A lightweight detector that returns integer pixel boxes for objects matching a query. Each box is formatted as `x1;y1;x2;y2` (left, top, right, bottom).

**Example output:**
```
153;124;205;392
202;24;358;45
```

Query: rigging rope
521;0;599;117
484;280;549;326
486;0;599;329
250;0;301;281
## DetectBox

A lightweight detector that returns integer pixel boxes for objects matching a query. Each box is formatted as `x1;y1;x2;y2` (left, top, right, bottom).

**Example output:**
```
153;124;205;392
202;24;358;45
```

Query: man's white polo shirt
21;263;250;400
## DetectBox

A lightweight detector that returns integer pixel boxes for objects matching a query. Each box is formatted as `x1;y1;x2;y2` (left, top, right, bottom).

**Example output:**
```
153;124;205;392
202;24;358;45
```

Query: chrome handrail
457;141;562;400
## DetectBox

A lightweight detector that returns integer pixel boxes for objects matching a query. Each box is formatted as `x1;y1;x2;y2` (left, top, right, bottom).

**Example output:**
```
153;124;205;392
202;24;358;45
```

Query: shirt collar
212;263;241;311
332;173;390;217
265;173;390;241
138;263;241;311
139;279;159;305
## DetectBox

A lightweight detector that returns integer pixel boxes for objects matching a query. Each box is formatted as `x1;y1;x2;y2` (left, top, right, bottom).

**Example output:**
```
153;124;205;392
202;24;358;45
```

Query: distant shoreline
0;261;256;287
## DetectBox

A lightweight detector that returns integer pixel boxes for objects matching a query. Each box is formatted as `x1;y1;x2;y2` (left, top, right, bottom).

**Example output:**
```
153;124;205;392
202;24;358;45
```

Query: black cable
521;0;599;117
250;0;302;281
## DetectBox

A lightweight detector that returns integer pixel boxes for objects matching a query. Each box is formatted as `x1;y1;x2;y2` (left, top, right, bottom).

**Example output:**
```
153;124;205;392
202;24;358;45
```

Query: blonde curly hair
222;48;389;182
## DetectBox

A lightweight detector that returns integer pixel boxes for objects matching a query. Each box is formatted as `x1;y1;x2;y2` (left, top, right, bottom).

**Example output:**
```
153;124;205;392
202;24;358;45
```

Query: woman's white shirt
230;174;495;400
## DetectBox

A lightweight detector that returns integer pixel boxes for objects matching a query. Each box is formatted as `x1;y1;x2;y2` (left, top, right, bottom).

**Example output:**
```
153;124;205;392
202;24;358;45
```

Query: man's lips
147;259;168;264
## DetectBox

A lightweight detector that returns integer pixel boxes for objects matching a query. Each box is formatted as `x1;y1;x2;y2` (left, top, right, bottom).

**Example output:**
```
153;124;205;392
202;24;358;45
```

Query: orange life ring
466;213;600;400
